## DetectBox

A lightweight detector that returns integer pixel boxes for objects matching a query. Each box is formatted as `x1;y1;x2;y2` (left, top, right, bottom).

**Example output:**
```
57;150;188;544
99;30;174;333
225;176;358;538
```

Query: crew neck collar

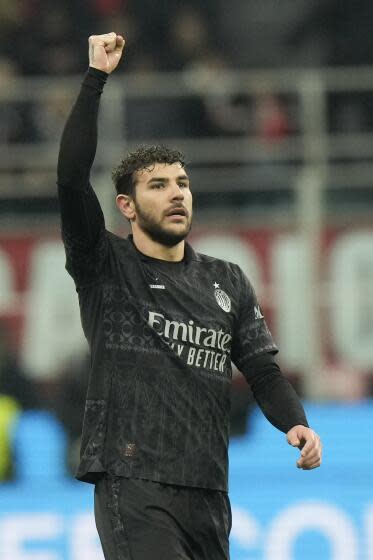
128;234;198;264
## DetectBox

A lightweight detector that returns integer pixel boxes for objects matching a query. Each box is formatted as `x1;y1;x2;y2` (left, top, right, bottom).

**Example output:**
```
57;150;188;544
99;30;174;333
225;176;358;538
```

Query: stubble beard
134;203;192;248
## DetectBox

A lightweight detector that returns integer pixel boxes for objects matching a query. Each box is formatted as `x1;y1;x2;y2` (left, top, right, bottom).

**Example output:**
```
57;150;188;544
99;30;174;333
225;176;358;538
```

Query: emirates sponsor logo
147;311;232;374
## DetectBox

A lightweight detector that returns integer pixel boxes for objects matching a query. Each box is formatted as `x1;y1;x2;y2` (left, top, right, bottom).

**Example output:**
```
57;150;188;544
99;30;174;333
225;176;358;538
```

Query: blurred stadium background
1;1;373;559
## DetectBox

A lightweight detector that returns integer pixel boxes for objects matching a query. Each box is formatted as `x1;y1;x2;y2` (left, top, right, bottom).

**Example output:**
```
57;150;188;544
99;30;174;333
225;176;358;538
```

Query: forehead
134;162;186;183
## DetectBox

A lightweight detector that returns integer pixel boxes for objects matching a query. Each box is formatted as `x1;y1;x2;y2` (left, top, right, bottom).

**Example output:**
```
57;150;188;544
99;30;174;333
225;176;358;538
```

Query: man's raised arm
57;33;125;284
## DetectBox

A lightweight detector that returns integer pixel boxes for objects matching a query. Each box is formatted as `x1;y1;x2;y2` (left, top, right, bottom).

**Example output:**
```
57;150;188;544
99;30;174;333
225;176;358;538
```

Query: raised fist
88;32;125;74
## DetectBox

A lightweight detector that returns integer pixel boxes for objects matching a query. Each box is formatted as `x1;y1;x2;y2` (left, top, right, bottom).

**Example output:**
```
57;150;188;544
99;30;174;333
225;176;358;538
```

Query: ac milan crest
213;283;231;313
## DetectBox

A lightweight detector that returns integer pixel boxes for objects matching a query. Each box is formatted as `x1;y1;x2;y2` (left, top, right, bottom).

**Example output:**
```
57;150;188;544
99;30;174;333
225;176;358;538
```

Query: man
57;32;322;560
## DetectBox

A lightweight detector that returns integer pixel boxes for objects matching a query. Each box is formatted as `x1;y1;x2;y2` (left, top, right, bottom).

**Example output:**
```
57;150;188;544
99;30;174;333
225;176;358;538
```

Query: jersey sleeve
231;266;278;377
245;353;309;433
57;67;109;287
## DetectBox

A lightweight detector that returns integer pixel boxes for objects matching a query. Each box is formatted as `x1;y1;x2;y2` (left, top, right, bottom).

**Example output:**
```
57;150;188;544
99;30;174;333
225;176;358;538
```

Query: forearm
243;353;308;433
57;67;108;189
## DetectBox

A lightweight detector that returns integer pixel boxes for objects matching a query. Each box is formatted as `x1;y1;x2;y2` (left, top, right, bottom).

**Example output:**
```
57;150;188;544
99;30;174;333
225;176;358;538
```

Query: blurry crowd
2;0;373;76
2;0;373;172
2;0;373;144
0;0;296;144
0;0;219;76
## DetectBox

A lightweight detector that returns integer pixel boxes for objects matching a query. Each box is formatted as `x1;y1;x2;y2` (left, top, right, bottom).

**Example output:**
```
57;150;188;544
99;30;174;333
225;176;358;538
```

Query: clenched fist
89;32;125;74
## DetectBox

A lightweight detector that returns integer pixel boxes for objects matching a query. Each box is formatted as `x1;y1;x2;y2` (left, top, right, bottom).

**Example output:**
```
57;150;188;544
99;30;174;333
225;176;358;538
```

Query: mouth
165;207;188;218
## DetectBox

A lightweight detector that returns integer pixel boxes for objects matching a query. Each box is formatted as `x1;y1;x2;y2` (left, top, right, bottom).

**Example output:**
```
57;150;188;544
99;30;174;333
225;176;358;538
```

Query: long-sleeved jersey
57;68;308;490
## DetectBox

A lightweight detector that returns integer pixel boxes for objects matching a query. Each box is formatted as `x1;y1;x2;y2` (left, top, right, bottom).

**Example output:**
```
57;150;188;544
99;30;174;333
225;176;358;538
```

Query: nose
170;182;184;200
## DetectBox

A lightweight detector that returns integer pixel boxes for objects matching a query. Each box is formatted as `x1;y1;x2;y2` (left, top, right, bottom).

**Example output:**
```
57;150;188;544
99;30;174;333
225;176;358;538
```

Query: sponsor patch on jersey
213;283;231;313
149;284;166;289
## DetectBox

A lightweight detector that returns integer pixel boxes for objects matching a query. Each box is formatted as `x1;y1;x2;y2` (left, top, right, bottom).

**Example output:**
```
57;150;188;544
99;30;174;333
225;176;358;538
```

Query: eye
151;183;165;189
178;182;189;189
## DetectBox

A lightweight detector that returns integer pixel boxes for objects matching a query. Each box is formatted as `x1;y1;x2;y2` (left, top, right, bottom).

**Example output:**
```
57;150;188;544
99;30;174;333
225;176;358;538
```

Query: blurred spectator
34;85;74;141
0;322;39;409
250;91;293;206
182;52;251;137
0;57;39;143
289;0;373;66
6;0;96;75
254;93;290;144
0;321;39;480
215;0;318;68
166;5;212;70
0;0;24;61
288;0;373;133
124;1;214;71
182;52;292;144
0;395;19;480
53;354;90;474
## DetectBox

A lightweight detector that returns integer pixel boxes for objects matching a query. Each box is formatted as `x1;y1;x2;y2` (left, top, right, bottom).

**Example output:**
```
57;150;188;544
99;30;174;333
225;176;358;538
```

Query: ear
116;194;136;221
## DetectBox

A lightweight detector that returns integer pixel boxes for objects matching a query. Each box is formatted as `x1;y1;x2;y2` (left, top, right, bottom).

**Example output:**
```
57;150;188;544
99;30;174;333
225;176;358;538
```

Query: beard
134;202;192;248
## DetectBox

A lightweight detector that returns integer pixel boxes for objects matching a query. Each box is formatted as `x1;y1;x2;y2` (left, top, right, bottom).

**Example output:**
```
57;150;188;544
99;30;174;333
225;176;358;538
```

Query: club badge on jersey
213;282;231;313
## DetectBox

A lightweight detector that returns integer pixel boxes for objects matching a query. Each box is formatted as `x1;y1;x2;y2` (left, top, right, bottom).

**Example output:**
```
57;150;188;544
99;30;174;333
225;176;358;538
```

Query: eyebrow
147;174;189;184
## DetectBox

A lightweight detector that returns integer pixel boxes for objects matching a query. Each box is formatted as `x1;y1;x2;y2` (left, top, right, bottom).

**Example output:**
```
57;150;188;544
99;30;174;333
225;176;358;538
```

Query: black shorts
94;475;231;560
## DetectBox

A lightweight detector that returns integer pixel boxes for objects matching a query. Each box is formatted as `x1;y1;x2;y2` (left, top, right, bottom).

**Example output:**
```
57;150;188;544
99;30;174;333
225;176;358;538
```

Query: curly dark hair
112;145;186;196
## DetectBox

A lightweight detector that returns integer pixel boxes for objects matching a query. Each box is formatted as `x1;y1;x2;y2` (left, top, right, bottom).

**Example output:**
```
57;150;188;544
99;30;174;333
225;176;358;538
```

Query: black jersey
57;68;307;491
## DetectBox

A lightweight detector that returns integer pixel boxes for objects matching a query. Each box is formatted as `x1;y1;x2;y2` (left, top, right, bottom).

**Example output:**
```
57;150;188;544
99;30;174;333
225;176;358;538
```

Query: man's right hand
88;32;125;74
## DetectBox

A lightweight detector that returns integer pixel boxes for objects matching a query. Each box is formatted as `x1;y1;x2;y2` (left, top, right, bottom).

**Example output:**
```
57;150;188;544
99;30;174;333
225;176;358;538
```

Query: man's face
131;162;193;247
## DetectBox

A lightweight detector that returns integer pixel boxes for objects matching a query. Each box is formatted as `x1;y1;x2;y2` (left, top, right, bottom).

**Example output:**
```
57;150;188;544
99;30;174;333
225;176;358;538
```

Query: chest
102;256;238;365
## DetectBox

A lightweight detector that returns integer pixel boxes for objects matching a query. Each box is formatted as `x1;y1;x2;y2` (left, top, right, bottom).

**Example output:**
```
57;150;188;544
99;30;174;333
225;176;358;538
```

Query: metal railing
1;66;373;186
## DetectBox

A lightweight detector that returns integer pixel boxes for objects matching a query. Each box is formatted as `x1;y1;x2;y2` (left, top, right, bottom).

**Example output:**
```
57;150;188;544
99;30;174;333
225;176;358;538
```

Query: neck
132;228;185;262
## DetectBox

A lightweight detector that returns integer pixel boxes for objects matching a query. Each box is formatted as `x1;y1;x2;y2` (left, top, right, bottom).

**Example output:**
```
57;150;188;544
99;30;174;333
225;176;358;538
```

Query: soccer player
57;32;322;560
